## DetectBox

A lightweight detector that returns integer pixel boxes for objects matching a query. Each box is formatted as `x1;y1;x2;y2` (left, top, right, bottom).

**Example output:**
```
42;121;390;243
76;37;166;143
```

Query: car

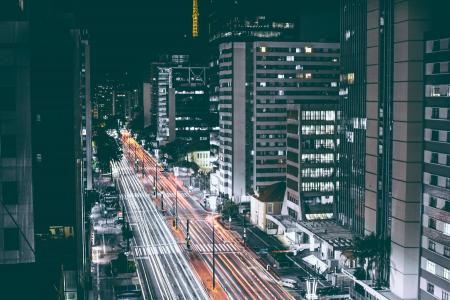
279;279;298;289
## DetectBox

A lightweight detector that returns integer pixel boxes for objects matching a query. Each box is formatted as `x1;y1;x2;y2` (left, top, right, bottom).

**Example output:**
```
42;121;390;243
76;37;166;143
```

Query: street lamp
175;187;178;229
212;213;216;290
305;278;318;300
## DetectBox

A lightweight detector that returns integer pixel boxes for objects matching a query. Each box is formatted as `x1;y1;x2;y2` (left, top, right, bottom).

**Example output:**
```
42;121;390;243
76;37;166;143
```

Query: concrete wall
232;43;247;200
143;82;151;128
389;1;429;298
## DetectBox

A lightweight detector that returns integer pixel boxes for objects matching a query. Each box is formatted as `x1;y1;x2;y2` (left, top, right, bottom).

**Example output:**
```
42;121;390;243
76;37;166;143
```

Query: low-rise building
250;182;285;231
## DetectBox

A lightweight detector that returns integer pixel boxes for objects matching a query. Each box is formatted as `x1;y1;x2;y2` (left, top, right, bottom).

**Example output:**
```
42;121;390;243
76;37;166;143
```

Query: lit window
444;268;450;280
427;260;436;274
295;48;301;53
260;82;266;87
278;90;284;96
331;82;337;87
428;240;436;251
287;56;294;61
347;73;355;84
305;73;312;79
305;46;312;53
444;223;450;236
295;65;303;70
345;30;351;41
261;47;266;53
278;74;284;79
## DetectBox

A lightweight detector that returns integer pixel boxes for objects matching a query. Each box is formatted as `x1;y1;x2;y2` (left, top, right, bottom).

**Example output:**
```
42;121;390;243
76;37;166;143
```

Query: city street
121;131;294;300
112;159;209;300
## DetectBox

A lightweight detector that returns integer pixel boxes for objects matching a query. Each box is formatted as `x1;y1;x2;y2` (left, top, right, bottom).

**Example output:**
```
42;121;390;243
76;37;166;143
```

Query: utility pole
154;159;158;198
186;219;190;250
212;215;216;290
175;187;178;229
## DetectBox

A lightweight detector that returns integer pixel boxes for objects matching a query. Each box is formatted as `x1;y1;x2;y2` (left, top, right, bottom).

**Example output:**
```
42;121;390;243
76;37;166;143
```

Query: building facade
420;34;450;300
0;2;34;266
338;0;367;236
218;41;339;202
150;57;210;146
284;102;338;222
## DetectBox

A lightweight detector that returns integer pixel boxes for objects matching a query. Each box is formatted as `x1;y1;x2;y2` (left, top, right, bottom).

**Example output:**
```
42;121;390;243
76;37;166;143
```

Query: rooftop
254;181;285;203
298;219;354;249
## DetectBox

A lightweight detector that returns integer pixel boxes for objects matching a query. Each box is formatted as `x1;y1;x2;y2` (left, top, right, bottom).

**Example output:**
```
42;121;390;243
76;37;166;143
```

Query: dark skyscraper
1;1;89;298
338;0;367;236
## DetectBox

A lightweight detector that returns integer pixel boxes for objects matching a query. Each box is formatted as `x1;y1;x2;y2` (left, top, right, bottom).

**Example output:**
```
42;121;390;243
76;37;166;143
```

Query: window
288;207;298;219
304;46;312;53
443;291;449;300
3;228;19;251
428;240;436;251
0;135;16;158
445;246;450;258
267;203;274;214
427;283;434;294
433;40;440;51
286;55;294;61
444;223;450;236
430;175;438;186
432;108;440;119
431;130;439;141
444;268;450;280
260;46;266;53
427;260;436;274
2;182;17;205
305;73;312;79
433;63;440;74
429;218;437;229
431;152;439;164
429;196;437;208
347;73;355;84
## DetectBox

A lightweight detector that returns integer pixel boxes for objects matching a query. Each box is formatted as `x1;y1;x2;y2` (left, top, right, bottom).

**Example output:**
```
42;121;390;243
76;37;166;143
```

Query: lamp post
175;187;178;229
305;277;318;300
154;160;158;198
212;213;216;290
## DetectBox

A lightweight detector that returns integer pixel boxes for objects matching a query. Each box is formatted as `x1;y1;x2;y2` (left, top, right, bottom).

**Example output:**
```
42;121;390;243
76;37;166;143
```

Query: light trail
121;131;294;300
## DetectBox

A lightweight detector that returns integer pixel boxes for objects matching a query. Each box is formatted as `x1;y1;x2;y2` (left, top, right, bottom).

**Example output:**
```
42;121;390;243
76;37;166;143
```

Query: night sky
80;0;339;83
81;0;197;82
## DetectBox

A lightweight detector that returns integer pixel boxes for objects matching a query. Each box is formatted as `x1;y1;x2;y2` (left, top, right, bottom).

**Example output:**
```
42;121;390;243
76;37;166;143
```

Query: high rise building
338;0;367;236
79;31;93;192
419;34;450;300
0;1;34;269
340;1;449;299
218;41;340;201
149;55;211;147
0;1;90;298
284;102;339;222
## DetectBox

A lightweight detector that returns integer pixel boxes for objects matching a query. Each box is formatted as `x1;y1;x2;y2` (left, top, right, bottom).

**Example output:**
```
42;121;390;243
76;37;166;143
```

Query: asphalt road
113;159;209;300
121;131;294;300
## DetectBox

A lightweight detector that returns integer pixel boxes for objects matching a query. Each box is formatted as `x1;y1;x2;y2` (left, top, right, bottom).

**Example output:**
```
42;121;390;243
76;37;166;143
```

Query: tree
94;128;122;173
160;139;187;163
353;233;390;287
128;111;144;134
221;199;238;219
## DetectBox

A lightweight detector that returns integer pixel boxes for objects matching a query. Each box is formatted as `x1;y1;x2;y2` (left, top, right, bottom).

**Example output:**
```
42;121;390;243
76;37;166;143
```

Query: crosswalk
133;244;180;258
194;243;240;254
